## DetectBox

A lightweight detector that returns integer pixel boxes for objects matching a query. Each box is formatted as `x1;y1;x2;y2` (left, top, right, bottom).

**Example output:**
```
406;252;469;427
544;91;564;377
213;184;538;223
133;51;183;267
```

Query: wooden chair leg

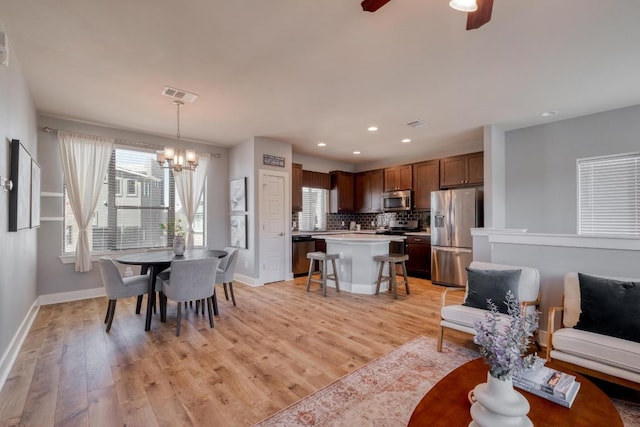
135;295;143;314
306;259;314;292
213;289;219;316
176;303;182;336
390;262;398;299
106;300;117;332
160;292;167;323
104;300;113;324
321;260;327;297
375;260;384;295
401;261;410;294
223;283;229;300
206;297;215;328
228;282;236;306
201;299;205;315
195;300;200;314
331;260;340;292
437;324;444;352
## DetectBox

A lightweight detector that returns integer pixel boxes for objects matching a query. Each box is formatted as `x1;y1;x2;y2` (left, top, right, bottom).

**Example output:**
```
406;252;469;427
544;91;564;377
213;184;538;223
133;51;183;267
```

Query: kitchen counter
310;233;404;294
292;230;379;237
405;231;431;237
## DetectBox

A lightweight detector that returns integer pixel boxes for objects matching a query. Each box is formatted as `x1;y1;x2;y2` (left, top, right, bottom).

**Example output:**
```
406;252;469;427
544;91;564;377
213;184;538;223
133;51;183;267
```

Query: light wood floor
0;277;483;426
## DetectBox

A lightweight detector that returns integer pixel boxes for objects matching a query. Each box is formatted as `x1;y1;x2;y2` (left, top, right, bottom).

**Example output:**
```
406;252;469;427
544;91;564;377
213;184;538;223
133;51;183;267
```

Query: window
298;187;328;231
63;146;206;253
578;152;640;236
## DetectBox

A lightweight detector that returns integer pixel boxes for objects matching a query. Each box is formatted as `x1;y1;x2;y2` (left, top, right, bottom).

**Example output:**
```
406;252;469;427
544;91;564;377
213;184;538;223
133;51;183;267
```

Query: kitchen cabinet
405;235;431;278
355;169;383;212
330;171;354;213
292;163;303;212
439;152;483;188
412;160;440;210
384;165;412;192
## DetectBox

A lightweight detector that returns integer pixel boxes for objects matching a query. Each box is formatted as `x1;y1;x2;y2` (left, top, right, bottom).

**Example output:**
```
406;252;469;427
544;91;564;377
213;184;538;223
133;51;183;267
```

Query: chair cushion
441;304;512;330
552;327;640;374
463;268;521;314
574;273;640;343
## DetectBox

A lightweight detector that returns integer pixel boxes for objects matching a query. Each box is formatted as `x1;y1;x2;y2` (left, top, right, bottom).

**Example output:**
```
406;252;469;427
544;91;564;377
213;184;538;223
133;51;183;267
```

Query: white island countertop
312;233;405;242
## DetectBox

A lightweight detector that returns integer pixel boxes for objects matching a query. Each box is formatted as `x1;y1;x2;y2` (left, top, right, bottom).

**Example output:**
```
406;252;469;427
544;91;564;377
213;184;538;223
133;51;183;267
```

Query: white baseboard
233;273;263;287
39;287;105;305
0;300;40;391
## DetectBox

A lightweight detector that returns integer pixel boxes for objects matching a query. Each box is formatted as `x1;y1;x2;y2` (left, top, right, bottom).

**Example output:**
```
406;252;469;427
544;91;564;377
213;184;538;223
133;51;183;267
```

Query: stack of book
513;366;581;408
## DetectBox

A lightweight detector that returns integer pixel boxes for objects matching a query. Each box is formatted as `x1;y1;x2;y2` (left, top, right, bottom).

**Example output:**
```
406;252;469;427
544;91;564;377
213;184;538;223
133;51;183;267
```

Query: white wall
0;48;38;362
505;104;640;233
36;116;228;297
292;153;355;173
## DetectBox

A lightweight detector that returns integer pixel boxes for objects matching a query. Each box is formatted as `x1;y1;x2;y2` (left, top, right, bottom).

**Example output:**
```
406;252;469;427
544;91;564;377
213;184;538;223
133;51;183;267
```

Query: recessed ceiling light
401;138;411;143
353;151;361;155
542;110;558;117
367;126;378;132
317;142;326;147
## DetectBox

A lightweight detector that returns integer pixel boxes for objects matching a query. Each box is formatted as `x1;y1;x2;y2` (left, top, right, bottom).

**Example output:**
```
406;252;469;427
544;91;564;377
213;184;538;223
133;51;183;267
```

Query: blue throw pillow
575;273;640;343
463;268;521;314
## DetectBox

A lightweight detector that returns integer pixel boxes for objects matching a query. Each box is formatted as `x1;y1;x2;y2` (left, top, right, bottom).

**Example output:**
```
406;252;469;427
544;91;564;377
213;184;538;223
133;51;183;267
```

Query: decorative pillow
574;273;640;343
463;268;521;314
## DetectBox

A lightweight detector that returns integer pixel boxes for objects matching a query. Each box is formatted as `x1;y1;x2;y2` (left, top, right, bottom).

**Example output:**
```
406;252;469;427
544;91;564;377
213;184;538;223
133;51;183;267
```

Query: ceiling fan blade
466;0;493;30
361;0;392;12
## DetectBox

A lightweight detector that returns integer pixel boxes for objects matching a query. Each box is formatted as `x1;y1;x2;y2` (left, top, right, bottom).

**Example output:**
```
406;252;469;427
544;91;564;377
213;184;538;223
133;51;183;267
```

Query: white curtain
174;154;210;248
58;131;114;272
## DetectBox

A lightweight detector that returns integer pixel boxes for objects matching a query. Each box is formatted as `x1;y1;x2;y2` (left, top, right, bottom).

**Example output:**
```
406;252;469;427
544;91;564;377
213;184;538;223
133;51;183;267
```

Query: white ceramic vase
469;373;532;427
173;235;185;256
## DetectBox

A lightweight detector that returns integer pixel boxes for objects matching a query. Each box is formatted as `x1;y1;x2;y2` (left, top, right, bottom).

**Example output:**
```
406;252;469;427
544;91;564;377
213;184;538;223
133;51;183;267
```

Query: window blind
63;147;206;253
298;187;328;231
578;153;640;236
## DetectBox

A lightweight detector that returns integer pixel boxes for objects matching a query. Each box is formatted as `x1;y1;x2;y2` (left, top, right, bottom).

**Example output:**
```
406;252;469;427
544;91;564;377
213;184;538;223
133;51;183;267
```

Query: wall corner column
483;125;506;229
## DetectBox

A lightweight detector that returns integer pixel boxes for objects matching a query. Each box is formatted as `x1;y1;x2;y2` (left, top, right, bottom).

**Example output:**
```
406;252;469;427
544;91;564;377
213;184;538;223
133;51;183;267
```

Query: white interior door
260;171;287;283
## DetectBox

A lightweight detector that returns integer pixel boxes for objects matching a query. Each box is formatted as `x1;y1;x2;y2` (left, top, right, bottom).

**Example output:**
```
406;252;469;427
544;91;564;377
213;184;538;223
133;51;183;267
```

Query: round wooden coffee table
408;358;622;426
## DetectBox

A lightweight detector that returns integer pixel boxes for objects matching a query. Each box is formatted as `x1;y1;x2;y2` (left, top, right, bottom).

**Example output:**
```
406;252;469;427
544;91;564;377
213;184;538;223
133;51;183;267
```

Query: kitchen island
311;233;406;294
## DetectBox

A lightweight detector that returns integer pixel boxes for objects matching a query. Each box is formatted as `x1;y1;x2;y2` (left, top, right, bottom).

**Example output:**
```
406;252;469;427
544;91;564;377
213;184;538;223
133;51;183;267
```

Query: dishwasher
292;235;315;276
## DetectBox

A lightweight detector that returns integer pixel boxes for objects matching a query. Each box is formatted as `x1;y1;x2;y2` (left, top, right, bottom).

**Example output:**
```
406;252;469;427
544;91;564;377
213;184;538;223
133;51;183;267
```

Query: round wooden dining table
116;248;227;331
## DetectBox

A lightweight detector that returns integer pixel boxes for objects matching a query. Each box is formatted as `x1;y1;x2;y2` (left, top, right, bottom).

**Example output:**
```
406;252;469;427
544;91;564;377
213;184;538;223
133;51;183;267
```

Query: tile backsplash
324;210;430;230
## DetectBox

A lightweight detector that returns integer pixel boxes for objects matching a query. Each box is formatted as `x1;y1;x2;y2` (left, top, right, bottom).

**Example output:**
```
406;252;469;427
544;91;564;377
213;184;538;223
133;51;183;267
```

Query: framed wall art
8;139;32;231
230;214;247;249
230;177;247;212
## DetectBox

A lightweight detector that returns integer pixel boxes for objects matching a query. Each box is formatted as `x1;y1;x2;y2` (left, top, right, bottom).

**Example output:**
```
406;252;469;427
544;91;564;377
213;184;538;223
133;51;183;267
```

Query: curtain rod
41;126;221;158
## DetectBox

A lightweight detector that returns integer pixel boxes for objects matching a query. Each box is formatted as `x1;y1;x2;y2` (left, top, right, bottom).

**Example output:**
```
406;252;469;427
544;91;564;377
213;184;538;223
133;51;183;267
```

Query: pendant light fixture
157;100;198;172
449;0;477;12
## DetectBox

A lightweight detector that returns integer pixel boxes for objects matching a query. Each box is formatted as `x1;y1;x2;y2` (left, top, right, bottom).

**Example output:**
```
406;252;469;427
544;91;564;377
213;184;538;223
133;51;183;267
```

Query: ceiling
1;0;640;165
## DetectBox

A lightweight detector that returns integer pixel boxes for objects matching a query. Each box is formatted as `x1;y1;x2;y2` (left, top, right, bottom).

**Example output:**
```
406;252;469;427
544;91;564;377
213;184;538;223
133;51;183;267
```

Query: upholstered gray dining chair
98;257;149;332
217;247;239;306
158;257;220;336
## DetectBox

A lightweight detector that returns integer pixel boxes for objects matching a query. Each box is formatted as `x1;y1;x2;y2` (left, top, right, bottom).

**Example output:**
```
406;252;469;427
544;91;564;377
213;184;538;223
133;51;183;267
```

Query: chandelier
157;100;198;172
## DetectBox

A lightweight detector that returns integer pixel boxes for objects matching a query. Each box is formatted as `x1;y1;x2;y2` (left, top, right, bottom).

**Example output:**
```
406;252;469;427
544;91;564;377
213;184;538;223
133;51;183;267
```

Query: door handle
278;232;284;236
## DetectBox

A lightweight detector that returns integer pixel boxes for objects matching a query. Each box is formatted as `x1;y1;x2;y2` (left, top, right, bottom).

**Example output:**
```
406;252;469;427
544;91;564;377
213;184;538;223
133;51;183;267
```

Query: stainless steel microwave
382;190;412;211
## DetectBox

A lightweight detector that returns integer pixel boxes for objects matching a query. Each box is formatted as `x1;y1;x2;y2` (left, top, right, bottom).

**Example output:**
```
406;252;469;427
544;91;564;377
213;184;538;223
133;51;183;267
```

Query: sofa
547;272;640;391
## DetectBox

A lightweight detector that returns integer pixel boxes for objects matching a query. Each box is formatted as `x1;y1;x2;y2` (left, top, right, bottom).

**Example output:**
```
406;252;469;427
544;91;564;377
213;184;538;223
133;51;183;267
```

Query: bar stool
306;252;340;297
374;253;410;299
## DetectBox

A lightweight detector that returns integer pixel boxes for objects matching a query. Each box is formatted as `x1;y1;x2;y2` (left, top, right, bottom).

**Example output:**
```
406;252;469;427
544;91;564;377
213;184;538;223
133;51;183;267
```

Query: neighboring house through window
63;146;206;253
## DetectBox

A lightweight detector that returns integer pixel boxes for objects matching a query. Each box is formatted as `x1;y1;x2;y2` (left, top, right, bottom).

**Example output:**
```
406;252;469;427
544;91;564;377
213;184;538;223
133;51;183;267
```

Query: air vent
162;86;199;103
406;120;427;128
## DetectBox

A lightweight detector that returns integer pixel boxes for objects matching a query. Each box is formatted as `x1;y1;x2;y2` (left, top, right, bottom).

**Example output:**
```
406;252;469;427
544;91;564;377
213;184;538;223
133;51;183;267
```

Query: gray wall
37;116;228;297
505;104;640;233
0;49;38;358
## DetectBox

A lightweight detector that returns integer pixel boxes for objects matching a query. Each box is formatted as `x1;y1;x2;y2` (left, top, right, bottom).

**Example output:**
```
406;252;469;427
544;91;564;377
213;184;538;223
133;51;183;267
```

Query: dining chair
216;247;239;306
98;257;149;332
158;257;220;336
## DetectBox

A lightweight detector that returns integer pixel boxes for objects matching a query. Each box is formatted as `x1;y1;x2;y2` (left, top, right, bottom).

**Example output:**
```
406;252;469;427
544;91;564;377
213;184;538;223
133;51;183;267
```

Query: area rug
254;336;640;427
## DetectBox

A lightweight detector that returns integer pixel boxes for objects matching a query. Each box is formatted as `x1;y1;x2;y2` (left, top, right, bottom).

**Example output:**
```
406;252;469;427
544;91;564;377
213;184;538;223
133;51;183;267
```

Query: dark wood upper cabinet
384;165;412;192
412;160;440;210
355;169;383;212
291;163;303;212
302;170;330;190
439;152;484;188
330;171;354;213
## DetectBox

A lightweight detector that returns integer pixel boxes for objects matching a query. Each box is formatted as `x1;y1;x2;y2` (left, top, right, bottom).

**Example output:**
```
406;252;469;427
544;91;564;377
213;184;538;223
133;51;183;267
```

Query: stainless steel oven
382;190;412;212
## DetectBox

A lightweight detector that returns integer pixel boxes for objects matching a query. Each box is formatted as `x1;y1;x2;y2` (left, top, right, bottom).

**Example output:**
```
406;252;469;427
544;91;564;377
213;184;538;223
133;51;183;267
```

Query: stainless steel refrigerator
430;188;482;287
